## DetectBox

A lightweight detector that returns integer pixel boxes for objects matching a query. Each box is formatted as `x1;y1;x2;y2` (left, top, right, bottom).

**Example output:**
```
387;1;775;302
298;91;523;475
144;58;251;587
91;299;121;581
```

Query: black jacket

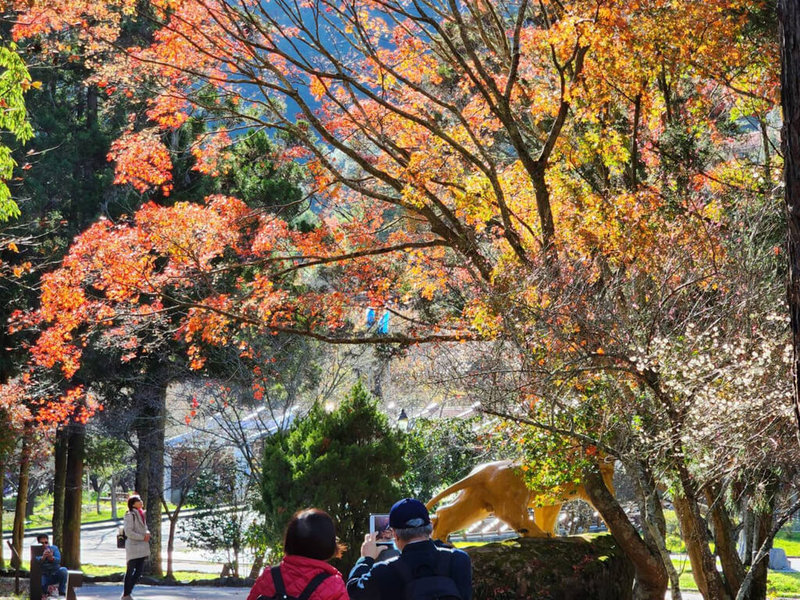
346;539;472;600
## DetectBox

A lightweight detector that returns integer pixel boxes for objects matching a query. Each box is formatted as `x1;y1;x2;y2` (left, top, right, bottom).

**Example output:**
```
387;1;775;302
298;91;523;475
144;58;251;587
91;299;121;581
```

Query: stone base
769;547;790;571
464;534;634;600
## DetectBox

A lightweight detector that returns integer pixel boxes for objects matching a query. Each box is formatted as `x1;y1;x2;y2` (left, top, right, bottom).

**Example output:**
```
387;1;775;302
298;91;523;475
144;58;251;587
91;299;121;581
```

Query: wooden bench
29;544;82;600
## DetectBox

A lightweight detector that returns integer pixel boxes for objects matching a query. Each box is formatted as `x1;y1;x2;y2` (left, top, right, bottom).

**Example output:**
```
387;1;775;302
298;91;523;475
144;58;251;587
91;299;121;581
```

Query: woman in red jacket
247;508;348;600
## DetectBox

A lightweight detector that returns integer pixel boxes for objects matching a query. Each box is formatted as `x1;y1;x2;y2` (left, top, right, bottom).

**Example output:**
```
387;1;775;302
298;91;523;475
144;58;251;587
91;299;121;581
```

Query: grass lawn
2;495;123;532
672;557;800;598
2;508;123;531
776;531;800;557
2;495;181;532
0;565;218;600
80;564;219;582
79;564;126;577
664;507;800;557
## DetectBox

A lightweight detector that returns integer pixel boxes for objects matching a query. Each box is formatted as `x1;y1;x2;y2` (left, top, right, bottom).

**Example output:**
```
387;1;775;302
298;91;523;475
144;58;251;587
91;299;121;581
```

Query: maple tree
0;30;113;565
1;77;319;575
4;0;790;598
0;12;191;569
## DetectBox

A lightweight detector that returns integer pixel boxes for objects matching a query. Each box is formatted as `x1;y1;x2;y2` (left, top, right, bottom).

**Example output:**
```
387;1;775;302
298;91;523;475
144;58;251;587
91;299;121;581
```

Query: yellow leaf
7;242;18;253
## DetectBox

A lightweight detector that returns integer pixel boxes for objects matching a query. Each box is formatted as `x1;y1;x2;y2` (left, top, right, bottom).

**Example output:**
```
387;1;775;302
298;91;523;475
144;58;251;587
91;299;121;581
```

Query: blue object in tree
366;307;376;326
378;311;389;334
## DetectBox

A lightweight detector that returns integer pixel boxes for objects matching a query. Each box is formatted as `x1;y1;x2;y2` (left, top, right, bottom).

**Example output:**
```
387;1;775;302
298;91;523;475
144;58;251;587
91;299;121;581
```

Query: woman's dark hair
127;494;142;512
283;508;345;561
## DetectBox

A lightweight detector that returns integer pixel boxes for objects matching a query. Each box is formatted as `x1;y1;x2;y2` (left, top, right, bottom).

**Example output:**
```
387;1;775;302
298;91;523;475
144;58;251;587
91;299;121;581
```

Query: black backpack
256;567;331;600
394;551;463;600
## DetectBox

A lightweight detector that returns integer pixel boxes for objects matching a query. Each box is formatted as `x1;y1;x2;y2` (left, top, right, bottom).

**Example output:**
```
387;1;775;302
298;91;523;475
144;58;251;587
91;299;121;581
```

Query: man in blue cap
346;498;472;600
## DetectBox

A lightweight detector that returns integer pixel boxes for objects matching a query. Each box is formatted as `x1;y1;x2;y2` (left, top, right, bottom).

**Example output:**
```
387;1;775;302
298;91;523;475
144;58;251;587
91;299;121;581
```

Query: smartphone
369;513;394;546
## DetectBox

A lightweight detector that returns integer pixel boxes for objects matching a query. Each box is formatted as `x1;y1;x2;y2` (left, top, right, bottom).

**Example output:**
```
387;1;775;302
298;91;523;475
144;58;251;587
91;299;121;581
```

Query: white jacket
124;509;151;561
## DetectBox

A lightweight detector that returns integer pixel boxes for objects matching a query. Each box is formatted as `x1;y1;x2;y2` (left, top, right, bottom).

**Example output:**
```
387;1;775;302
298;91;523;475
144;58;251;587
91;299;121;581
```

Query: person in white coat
122;494;151;600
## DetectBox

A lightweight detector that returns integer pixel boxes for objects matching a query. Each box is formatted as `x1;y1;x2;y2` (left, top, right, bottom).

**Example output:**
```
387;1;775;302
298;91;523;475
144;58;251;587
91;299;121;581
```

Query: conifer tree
261;381;405;567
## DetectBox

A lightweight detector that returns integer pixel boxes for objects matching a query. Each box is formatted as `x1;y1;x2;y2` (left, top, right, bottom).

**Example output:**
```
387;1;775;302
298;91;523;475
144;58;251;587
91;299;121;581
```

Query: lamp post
397;409;409;432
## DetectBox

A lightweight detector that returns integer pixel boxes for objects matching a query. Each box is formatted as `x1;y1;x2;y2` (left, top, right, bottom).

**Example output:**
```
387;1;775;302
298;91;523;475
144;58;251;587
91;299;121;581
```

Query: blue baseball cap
389;498;431;529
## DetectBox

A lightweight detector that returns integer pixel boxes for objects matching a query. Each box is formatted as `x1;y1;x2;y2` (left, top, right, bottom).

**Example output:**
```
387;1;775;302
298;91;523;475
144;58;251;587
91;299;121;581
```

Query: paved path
66;584;719;600
3;526;795;599
4;519;236;574
68;584;706;600
76;520;234;573
72;583;249;600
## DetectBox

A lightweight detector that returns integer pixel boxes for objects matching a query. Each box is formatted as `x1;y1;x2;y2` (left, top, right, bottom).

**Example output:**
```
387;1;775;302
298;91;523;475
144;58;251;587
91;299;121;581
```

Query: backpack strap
258;568;330;600
297;572;332;600
271;566;287;599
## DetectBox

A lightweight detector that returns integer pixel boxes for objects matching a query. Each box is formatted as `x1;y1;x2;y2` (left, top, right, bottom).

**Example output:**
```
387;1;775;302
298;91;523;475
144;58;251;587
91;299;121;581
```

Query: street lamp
398;409;409;432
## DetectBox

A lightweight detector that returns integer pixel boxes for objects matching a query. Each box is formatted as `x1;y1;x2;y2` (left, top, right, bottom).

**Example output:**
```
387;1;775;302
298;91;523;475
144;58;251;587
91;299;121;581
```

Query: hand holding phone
360;532;383;559
369;513;394;546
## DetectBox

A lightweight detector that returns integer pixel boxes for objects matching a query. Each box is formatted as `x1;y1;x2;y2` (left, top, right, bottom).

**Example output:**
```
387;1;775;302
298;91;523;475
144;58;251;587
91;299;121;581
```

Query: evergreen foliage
215;129;305;217
0;43;33;222
400;416;484;503
260;381;405;567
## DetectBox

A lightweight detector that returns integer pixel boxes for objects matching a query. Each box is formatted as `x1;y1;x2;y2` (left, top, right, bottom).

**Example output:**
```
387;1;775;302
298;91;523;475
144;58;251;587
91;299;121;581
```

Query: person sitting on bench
35;534;68;597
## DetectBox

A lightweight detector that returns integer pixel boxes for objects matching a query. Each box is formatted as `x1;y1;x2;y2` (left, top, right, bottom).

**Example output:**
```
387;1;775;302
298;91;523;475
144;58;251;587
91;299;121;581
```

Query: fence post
30;544;43;600
5;540;20;595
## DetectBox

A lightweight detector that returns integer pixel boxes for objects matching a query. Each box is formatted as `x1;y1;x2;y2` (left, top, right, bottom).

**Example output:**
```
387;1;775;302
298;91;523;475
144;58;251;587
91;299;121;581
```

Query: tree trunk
705;486;745;597
779;0;800;441
629;459;682;600
134;375;168;577
746;485;777;600
163;495;186;581
0;453;4;569
249;551;266;580
759;116;773;193
62;424;85;569
52;427;68;548
11;425;32;570
531;167;556;254
110;473;118;520
627;93;642;190
25;486;37;518
94;474;102;514
747;518;770;600
147;399;166;577
166;510;178;580
583;465;667;600
86;85;98;129
673;490;730;600
135;427;150;508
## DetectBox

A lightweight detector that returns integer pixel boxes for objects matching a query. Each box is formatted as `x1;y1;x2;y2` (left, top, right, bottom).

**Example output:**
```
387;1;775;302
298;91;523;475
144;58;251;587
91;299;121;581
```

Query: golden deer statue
425;459;615;541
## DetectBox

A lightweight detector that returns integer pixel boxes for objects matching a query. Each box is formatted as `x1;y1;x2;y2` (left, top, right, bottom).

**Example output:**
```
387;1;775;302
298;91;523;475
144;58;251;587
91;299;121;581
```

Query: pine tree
261;381;406;567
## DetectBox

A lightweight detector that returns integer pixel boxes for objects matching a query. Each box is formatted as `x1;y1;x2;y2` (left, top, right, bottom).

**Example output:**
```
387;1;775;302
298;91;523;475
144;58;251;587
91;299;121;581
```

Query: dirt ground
0;575;29;599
